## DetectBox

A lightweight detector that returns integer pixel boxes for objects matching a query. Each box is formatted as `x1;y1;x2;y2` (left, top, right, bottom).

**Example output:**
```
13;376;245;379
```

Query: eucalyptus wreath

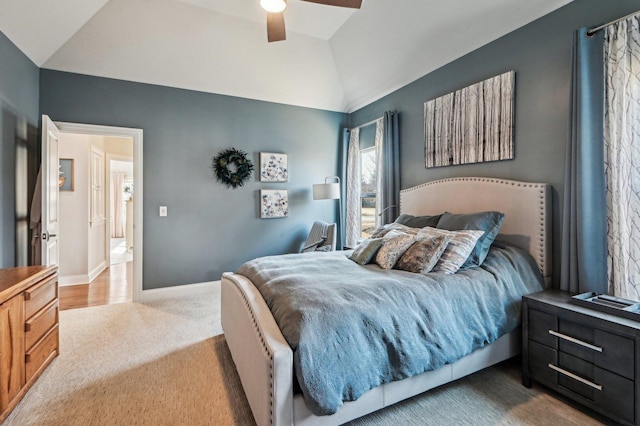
212;148;254;188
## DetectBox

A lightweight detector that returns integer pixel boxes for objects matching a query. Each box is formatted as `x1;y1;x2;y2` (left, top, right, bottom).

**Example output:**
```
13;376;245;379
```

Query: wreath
212;148;254;189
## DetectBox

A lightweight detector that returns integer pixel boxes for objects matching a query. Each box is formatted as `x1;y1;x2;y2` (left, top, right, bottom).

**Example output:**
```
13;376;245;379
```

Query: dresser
522;290;639;425
0;265;59;423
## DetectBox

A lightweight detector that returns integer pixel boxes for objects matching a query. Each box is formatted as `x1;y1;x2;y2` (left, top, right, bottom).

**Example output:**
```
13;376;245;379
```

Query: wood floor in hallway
59;261;133;310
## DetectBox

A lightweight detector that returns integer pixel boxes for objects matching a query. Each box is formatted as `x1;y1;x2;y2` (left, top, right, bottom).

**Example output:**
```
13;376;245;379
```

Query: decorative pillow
395;235;451;274
375;231;417;269
436;211;505;268
418;227;484;274
349;238;385;265
370;223;419;239
394;213;442;229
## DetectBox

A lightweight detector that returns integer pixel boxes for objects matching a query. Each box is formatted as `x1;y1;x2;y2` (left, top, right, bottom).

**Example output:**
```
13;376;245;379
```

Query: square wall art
260;152;288;182
261;189;288;219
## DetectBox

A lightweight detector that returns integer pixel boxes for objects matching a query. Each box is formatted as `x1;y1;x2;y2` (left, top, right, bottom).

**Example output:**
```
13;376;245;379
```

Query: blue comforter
236;244;544;415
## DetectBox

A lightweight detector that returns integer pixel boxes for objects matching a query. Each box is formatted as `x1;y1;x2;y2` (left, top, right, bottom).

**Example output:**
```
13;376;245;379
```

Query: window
360;146;377;238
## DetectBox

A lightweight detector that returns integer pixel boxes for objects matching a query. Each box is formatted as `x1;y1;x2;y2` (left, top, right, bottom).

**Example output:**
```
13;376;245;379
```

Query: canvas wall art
260;189;288;218
59;158;74;191
424;70;515;168
260;152;288;182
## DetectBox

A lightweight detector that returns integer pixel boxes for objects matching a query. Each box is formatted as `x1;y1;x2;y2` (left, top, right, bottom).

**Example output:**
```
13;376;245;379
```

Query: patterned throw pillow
418;227;484;274
375;230;417;269
436;211;505;268
395;235;452;274
349;238;385;265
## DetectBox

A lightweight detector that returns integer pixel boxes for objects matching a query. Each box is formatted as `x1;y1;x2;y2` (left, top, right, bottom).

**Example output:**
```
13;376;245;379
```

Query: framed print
424;70;514;168
260;152;288;182
260;189;288;218
59;158;74;191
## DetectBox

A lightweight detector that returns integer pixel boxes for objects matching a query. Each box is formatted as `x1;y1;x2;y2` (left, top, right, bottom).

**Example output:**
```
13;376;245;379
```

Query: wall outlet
159;206;167;217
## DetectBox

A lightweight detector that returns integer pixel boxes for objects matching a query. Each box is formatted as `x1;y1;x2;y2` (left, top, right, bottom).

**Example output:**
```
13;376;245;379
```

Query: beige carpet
3;283;605;425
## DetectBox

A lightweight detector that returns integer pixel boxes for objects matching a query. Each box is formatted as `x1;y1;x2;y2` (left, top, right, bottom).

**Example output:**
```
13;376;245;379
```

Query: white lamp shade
313;183;340;200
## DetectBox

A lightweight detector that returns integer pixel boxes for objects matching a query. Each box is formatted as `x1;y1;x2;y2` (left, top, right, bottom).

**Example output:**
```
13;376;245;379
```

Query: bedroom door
41;115;60;266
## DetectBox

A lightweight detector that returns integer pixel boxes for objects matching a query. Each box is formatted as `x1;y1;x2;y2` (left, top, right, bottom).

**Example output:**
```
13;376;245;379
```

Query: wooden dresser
523;290;639;425
0;265;59;423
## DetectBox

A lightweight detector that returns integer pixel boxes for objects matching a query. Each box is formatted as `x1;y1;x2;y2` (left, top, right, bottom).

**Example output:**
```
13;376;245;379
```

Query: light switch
159;206;167;217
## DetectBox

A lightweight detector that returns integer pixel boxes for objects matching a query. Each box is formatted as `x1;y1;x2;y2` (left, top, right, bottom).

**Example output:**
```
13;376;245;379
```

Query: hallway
59;261;133;310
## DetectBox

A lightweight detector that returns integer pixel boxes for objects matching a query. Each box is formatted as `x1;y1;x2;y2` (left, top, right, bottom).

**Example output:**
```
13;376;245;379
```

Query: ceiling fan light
260;0;287;13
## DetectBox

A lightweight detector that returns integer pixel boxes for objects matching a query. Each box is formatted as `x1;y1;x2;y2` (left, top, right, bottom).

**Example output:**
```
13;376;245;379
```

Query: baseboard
59;274;90;287
139;280;219;302
88;260;107;283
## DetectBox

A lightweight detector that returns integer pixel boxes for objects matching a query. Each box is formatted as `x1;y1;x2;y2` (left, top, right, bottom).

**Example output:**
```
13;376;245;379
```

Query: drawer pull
548;364;603;391
548;330;603;352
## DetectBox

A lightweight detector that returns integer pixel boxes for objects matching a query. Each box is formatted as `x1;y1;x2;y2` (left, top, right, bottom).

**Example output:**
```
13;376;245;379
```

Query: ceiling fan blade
301;0;362;8
267;12;286;42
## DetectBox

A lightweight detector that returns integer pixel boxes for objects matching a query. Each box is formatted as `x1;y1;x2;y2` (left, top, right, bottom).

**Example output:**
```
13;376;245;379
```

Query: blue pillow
436;211;505;268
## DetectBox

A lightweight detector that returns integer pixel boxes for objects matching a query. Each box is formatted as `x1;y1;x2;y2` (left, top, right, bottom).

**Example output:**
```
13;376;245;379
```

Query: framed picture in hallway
59;158;74;191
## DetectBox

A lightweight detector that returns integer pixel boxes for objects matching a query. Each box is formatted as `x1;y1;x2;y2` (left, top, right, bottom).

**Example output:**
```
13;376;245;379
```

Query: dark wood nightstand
522;290;640;425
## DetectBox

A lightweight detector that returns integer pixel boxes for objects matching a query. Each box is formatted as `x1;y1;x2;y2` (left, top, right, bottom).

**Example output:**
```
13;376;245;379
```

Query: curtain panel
345;128;361;248
380;111;400;225
560;28;608;294
604;16;640;301
111;173;126;238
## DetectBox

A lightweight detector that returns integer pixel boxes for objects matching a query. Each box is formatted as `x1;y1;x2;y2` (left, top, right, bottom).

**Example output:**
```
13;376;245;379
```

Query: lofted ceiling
0;0;572;112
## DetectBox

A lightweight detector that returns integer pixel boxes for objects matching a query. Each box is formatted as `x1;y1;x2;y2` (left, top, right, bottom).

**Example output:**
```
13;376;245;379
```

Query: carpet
3;283;604;425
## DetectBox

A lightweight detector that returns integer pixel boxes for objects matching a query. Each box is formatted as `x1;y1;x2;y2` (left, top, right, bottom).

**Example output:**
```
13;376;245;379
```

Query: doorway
52;122;143;308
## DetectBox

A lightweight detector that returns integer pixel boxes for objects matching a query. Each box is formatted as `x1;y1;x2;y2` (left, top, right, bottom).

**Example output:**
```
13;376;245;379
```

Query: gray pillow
395;235;451;274
349;238;384;265
436;211;505;268
394;213;442;229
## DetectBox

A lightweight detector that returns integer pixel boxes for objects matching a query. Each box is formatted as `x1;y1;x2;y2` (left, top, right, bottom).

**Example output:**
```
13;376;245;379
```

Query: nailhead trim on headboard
234;280;275;425
400;177;550;279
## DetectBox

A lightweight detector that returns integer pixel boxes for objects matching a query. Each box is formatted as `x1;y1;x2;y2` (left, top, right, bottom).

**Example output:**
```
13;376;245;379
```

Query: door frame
55;121;143;302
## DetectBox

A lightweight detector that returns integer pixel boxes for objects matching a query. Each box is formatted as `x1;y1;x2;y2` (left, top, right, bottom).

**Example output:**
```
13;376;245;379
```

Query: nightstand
522;290;640;425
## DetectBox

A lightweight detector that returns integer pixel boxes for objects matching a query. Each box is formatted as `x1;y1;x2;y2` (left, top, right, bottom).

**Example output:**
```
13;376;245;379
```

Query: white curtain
111;173;126;238
604;15;640;301
345;128;361;247
374;118;384;228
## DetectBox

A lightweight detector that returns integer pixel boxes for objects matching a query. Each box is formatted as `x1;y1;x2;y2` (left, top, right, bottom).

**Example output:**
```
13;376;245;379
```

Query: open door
41;115;60;266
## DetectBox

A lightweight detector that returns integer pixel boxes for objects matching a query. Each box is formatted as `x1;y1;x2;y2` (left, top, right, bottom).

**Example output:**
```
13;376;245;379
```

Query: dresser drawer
25;325;58;382
25;301;58;351
24;276;57;319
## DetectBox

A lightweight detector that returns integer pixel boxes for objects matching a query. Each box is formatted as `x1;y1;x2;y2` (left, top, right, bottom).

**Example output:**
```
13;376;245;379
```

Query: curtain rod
587;9;640;36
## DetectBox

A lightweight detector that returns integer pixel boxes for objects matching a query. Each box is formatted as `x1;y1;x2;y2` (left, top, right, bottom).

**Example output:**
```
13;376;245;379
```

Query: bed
221;177;551;426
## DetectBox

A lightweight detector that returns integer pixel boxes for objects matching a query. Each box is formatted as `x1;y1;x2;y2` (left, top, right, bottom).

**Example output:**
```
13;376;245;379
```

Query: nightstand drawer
558;318;634;380
529;309;557;348
528;340;557;386
551;351;635;424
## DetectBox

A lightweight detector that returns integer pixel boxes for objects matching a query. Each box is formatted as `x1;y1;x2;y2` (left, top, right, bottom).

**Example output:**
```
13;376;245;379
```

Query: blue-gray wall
40;70;346;289
349;0;639;286
0;32;39;268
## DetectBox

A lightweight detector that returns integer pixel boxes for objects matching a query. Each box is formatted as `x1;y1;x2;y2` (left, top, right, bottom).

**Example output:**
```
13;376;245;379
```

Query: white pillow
418;227;484;274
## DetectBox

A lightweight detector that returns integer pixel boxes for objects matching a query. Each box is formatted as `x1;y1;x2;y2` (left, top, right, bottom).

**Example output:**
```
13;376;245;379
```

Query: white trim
59;274;91;286
88;259;107;283
139;280;219;303
55;121;144;302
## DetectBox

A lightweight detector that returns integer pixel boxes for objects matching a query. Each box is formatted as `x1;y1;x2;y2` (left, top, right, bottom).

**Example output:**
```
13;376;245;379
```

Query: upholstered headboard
400;177;552;286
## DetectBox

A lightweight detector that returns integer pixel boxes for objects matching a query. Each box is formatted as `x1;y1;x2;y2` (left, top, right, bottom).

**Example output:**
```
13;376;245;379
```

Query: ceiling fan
260;0;362;42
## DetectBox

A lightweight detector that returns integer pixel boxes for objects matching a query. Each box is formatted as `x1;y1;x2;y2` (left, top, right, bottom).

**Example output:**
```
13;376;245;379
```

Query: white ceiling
0;0;572;112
